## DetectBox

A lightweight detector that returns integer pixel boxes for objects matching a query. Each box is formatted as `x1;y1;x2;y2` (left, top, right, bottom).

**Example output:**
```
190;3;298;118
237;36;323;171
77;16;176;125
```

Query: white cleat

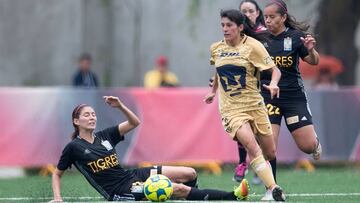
261;189;273;201
261;186;286;201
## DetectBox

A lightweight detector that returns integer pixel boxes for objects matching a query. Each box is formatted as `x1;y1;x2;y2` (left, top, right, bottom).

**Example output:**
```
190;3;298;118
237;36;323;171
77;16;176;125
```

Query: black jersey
261;28;309;96
57;126;138;200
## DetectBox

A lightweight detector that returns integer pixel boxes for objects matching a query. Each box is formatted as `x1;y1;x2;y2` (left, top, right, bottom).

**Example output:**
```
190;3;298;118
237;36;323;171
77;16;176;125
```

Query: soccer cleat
233;163;248;182
272;186;286;201
234;179;250;200
312;138;322;160
260;189;273;201
261;186;286;201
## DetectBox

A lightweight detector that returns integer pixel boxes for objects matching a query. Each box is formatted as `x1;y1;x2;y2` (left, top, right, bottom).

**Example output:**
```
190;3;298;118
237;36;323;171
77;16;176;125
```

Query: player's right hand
204;92;216;104
262;84;280;99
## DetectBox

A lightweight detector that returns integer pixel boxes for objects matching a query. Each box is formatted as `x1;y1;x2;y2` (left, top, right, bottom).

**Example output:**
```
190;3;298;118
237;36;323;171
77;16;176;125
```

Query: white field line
0;193;360;201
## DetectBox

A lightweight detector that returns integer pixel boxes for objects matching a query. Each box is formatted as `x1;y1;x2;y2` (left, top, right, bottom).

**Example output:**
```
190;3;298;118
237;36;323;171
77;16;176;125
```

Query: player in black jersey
260;0;322;195
50;96;249;202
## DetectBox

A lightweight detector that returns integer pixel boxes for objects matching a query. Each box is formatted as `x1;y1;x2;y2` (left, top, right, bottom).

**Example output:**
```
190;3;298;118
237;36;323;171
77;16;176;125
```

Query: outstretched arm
103;96;141;136
50;168;65;202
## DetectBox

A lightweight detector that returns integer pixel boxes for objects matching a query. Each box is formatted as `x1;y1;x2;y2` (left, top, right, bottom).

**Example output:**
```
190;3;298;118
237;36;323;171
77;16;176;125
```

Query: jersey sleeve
249;40;275;71
209;46;215;65
96;126;124;146
57;143;74;171
209;42;220;65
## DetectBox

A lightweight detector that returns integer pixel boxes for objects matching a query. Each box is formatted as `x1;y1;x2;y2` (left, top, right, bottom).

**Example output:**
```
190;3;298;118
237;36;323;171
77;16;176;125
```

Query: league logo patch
284;37;292;51
286;115;299;125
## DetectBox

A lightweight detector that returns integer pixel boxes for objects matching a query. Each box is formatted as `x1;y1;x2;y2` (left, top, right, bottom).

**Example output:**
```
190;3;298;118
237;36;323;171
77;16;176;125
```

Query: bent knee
183;167;197;181
299;141;317;154
246;142;262;158
263;149;276;160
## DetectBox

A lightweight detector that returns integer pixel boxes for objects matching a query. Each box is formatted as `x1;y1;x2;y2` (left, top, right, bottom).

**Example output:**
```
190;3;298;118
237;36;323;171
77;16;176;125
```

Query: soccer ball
144;174;173;202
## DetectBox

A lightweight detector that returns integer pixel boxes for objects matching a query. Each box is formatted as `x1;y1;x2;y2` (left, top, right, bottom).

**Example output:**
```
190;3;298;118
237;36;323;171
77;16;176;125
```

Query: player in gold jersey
204;9;285;201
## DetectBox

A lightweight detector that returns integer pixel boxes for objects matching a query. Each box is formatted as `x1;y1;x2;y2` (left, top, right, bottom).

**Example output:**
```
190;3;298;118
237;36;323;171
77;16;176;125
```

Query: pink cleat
233;163;248;182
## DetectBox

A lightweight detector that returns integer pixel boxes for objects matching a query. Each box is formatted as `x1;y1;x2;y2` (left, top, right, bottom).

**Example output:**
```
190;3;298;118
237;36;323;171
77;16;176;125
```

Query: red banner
124;88;238;165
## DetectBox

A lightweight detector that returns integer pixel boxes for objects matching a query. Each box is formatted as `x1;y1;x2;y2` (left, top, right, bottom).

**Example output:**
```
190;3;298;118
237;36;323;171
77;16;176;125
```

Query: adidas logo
84;149;91;154
263;42;269;48
301;116;307;121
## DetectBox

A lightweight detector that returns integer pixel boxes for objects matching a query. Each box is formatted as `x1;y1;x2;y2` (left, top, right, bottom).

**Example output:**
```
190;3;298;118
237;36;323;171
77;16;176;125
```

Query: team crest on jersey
284;37;292;51
101;140;113;151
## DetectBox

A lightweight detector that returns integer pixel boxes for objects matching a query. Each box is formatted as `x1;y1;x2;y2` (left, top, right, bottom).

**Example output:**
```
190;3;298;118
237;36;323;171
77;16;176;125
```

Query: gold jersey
210;35;275;115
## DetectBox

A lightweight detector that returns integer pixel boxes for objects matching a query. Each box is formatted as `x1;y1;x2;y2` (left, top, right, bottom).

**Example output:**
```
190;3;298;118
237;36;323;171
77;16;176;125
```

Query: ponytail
71;129;79;140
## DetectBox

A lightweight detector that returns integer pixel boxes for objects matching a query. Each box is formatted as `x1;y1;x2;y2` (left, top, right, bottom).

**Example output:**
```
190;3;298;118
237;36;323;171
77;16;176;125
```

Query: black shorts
131;165;163;181
112;166;162;201
262;91;313;132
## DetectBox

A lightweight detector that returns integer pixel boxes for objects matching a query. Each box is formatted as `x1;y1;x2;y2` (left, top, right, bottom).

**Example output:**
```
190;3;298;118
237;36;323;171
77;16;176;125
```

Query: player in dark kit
50;96;249;202
259;1;322;198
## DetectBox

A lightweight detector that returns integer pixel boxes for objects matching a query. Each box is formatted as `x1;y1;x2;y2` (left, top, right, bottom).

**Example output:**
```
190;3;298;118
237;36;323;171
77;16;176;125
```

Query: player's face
221;17;242;42
240;2;259;26
264;5;286;35
76;106;97;131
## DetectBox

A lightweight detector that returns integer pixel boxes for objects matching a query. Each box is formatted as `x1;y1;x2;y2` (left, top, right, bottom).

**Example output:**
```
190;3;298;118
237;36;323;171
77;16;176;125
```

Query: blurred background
0;0;359;87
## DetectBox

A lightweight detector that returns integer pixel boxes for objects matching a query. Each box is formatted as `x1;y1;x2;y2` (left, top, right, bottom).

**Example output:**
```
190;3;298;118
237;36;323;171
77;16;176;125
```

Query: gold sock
250;155;275;189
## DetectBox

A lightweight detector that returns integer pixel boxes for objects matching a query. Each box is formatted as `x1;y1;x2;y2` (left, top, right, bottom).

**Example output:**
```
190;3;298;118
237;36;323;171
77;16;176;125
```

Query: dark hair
239;0;265;27
220;9;265;41
79;53;92;62
71;104;90;140
266;0;310;33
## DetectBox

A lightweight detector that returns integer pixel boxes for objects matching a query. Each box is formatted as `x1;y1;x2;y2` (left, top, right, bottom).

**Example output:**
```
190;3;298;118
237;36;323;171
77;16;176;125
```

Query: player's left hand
103;96;124;108
300;34;316;51
204;92;216;104
262;84;280;99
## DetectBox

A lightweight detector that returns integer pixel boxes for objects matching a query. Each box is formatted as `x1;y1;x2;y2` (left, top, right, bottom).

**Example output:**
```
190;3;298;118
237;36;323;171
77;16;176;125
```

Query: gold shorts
221;107;272;139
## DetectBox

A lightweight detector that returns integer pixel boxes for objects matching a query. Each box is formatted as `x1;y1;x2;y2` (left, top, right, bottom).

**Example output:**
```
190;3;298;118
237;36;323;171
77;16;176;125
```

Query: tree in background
315;0;360;85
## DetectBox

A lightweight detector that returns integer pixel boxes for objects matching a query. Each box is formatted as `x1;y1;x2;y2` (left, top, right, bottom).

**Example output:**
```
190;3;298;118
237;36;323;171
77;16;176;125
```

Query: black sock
187;188;236;200
238;142;247;164
184;177;198;188
269;158;277;182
